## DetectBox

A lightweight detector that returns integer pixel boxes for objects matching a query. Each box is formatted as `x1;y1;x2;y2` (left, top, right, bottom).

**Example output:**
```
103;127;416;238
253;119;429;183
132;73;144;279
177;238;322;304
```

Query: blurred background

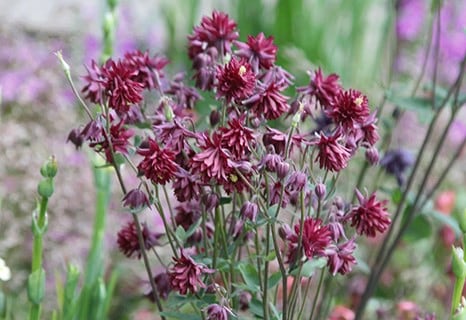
0;0;465;318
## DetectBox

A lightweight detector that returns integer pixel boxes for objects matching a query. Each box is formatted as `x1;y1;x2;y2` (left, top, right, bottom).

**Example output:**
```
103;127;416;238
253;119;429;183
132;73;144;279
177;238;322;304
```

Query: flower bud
315;183;326;200
286;171;307;192
209;110;220;127
240;201;258;222
239;291;252;310
163;100;175;122
40;156;58;178
276;161;290;180
365;147;379;165
452;246;466;279
37;178;54;198
278;224;292;240
203;193;219;212
206;304;229;320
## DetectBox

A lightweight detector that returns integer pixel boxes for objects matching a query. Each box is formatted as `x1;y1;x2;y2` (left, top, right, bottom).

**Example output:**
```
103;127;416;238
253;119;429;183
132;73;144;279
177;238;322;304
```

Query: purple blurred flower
396;0;426;41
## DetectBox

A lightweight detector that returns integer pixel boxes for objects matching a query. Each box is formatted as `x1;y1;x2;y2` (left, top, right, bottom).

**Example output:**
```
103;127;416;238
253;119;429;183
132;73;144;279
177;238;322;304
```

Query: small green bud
38;178;54;198
163;98;174;121
452;246;466;279
291;102;304;128
54;51;70;77
40;156;58;178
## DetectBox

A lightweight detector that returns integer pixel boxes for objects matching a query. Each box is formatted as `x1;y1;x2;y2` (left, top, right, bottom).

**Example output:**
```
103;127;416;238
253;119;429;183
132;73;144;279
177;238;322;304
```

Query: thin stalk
309;270;325;320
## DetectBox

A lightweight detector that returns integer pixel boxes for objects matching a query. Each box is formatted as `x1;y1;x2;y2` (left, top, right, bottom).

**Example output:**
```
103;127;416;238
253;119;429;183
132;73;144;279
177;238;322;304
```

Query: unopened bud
38;178;54;198
240;201;258;222
452;246;466;279
278;224;292;240
315;183;326;200
54;51;70;76
163;100;174;122
365;147;379;165
209;110;220;127
276;161;290;180
40;156;58;178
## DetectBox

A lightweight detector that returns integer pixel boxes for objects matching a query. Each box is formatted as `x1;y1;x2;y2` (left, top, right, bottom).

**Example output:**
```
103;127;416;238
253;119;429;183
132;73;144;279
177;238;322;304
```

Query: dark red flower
206;304;230;320
122;188;150;211
169;250;214;295
347;189;391;237
123;50;169;90
82;60;106;104
360;111;380;146
88;119;133;163
137;138;178;185
188;11;239;59
243;80;289;120
235;32;277;72
326;238;357;275
102;59;144;114
191;132;235;184
153;119;197;154
153;272;172;300
298;68;341;108
216;57;256;103
173;168;202;202
164;72;201;109
314;131;351;172
117;221;161;259
174;200;201;231
220;115;255;158
327;89;370;130
191;48;218;91
287;218;332;263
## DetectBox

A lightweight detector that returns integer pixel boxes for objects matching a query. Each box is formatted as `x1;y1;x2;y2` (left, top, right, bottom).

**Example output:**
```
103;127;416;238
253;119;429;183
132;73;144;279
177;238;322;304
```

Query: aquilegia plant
62;10;391;320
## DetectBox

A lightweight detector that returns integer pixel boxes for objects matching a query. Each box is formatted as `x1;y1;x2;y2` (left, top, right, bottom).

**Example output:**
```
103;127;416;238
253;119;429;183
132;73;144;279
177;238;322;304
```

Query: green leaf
249;297;264;318
290;258;327;278
175;226;187;244
268;204;279;218
402;213;432;243
424;208;461;235
385;92;434;124
28;268;46;305
238;263;261;292
268;272;282;289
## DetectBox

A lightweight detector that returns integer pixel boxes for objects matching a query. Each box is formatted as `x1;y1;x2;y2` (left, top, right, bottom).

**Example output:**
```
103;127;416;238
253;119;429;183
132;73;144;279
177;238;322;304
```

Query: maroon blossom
287;218;332;264
360;111;380;146
153;119;197;154
169;250;214;295
137;138;178;185
314;131;351;172
269;181;290;208
174;200;201;231
164;72;201;109
243;80;289;120
117;221;161;259
192;48;218;91
262;127;304;156
82;60;106;104
260;65;294;89
235;32;278;72
347;189;391;237
88;120;133;163
327;89;370;130
206;304;231;320
188;11;239;59
153;272;172;300
286;171;307;192
173;168;202;202
123;50;169;90
122;188;150;211
298;68;341;108
220;115;255;158
102;59;144;114
191;132;235;184
216;57;256;103
259;152;283;172
326;238;357;275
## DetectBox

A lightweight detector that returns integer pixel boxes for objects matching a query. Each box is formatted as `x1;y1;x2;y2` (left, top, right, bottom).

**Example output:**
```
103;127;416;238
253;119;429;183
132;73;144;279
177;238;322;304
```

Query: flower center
354;96;364;107
238;65;247;77
229;174;239;183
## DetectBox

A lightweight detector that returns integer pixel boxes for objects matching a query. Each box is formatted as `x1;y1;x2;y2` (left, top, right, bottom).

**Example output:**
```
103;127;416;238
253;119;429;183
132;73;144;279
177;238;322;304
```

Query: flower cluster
68;9;392;319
